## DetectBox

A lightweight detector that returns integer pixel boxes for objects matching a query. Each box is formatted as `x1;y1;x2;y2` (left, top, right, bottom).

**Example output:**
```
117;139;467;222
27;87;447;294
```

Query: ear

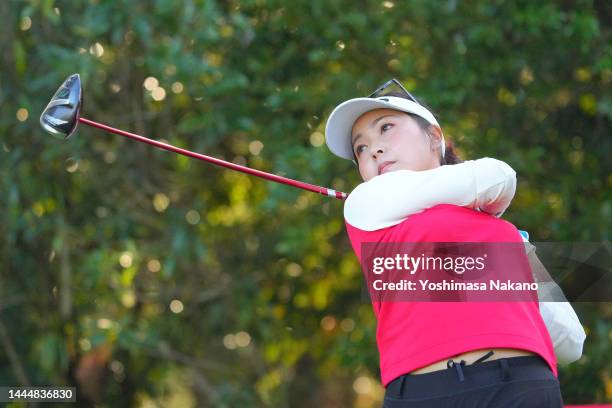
426;125;444;150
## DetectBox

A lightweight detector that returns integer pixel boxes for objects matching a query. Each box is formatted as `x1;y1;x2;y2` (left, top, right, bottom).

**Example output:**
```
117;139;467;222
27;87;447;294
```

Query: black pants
383;356;563;407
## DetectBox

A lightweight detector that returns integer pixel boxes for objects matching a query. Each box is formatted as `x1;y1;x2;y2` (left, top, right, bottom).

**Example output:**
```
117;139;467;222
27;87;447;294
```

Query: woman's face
351;108;442;181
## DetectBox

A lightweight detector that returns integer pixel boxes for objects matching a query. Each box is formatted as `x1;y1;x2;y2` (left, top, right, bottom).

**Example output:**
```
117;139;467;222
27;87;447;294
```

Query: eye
354;145;366;156
381;123;393;132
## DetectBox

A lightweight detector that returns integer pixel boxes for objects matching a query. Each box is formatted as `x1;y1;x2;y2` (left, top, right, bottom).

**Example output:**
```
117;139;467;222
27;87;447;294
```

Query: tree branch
0;319;31;387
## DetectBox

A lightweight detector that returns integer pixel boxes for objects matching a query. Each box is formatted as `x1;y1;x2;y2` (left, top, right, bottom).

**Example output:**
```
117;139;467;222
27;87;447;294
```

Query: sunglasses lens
369;79;419;103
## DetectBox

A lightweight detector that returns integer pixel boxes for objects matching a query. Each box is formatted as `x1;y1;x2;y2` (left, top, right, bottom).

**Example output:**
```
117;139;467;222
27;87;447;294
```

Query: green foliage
1;0;610;406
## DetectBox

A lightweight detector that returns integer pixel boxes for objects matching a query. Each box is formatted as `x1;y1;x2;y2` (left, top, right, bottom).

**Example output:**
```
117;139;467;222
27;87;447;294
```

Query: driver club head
40;73;82;140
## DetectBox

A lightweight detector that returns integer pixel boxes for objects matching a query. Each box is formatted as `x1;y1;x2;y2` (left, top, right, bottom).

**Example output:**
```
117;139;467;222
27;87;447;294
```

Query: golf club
40;73;347;200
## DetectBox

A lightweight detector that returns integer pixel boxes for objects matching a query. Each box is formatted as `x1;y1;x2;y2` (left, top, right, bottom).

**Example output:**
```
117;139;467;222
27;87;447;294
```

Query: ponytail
441;139;463;165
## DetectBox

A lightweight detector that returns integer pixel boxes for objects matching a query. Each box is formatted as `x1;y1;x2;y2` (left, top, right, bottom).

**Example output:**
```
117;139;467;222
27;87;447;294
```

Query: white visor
325;96;444;161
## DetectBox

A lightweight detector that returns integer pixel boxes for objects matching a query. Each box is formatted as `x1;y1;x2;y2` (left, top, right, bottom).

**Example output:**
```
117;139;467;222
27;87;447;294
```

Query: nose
370;144;385;159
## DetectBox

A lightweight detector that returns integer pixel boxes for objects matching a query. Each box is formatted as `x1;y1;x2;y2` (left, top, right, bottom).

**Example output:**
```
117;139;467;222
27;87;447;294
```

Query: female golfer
325;79;583;407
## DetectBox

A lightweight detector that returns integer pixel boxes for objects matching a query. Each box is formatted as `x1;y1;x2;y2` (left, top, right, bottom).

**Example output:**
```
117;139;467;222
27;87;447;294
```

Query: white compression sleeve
344;157;516;231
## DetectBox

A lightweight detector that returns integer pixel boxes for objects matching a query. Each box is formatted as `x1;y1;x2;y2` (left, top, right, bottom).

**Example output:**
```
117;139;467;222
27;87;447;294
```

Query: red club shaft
78;117;347;200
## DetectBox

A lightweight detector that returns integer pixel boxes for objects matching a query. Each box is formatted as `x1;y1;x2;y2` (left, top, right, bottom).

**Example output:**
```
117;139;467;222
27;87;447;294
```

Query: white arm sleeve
539;300;586;364
524;240;587;365
344;157;516;231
